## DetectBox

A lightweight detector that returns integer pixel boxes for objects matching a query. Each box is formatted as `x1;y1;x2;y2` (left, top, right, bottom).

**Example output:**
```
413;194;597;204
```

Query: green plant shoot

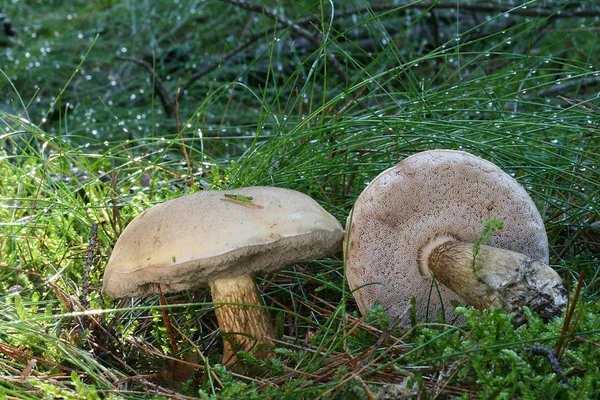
472;218;505;273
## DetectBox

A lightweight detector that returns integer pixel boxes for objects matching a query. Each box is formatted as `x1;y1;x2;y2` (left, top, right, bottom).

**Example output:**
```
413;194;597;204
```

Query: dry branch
116;55;176;117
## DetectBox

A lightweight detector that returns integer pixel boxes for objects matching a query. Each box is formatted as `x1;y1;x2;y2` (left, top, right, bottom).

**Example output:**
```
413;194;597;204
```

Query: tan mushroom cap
104;186;344;298
344;150;549;324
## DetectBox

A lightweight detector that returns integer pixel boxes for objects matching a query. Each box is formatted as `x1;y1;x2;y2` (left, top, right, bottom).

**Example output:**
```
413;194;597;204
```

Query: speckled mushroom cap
344;150;549;324
103;186;344;298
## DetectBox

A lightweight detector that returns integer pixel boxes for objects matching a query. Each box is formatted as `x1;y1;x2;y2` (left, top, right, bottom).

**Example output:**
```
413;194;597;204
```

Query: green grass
1;0;599;398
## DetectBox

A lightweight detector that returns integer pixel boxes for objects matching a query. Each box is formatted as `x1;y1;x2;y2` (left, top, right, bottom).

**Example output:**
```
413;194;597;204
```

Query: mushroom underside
344;150;563;325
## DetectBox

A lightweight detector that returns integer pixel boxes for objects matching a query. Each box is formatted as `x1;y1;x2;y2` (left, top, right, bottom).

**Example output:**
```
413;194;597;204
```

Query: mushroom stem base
419;236;567;323
210;274;275;367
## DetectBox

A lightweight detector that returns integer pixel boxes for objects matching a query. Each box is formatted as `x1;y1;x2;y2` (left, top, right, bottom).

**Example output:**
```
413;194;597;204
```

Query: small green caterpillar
223;193;254;202
221;193;263;208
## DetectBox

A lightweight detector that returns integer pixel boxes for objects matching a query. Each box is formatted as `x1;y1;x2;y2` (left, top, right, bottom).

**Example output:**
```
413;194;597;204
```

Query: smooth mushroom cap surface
103;186;344;298
344;150;549;324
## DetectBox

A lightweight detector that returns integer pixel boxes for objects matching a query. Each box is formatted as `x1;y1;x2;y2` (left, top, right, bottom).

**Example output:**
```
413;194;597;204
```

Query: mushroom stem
209;274;275;366
418;234;567;323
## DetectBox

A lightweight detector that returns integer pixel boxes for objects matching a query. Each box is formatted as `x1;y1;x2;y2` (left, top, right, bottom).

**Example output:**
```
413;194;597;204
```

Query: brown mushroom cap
103;186;344;298
344;150;549;324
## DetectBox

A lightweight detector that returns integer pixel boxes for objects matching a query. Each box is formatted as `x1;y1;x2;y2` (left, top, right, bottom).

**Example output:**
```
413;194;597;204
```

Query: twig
220;0;348;82
81;222;98;310
421;2;599;18
182;28;277;95
117;28;279;118
523;346;570;386
298;2;600;23
116;55;176;117
175;79;194;186
18;359;37;382
219;83;236;130
537;77;600;98
555;272;585;360
0;342;77;374
558;95;600;112
431;355;469;400
354;316;401;371
157;285;180;356
170;318;224;389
